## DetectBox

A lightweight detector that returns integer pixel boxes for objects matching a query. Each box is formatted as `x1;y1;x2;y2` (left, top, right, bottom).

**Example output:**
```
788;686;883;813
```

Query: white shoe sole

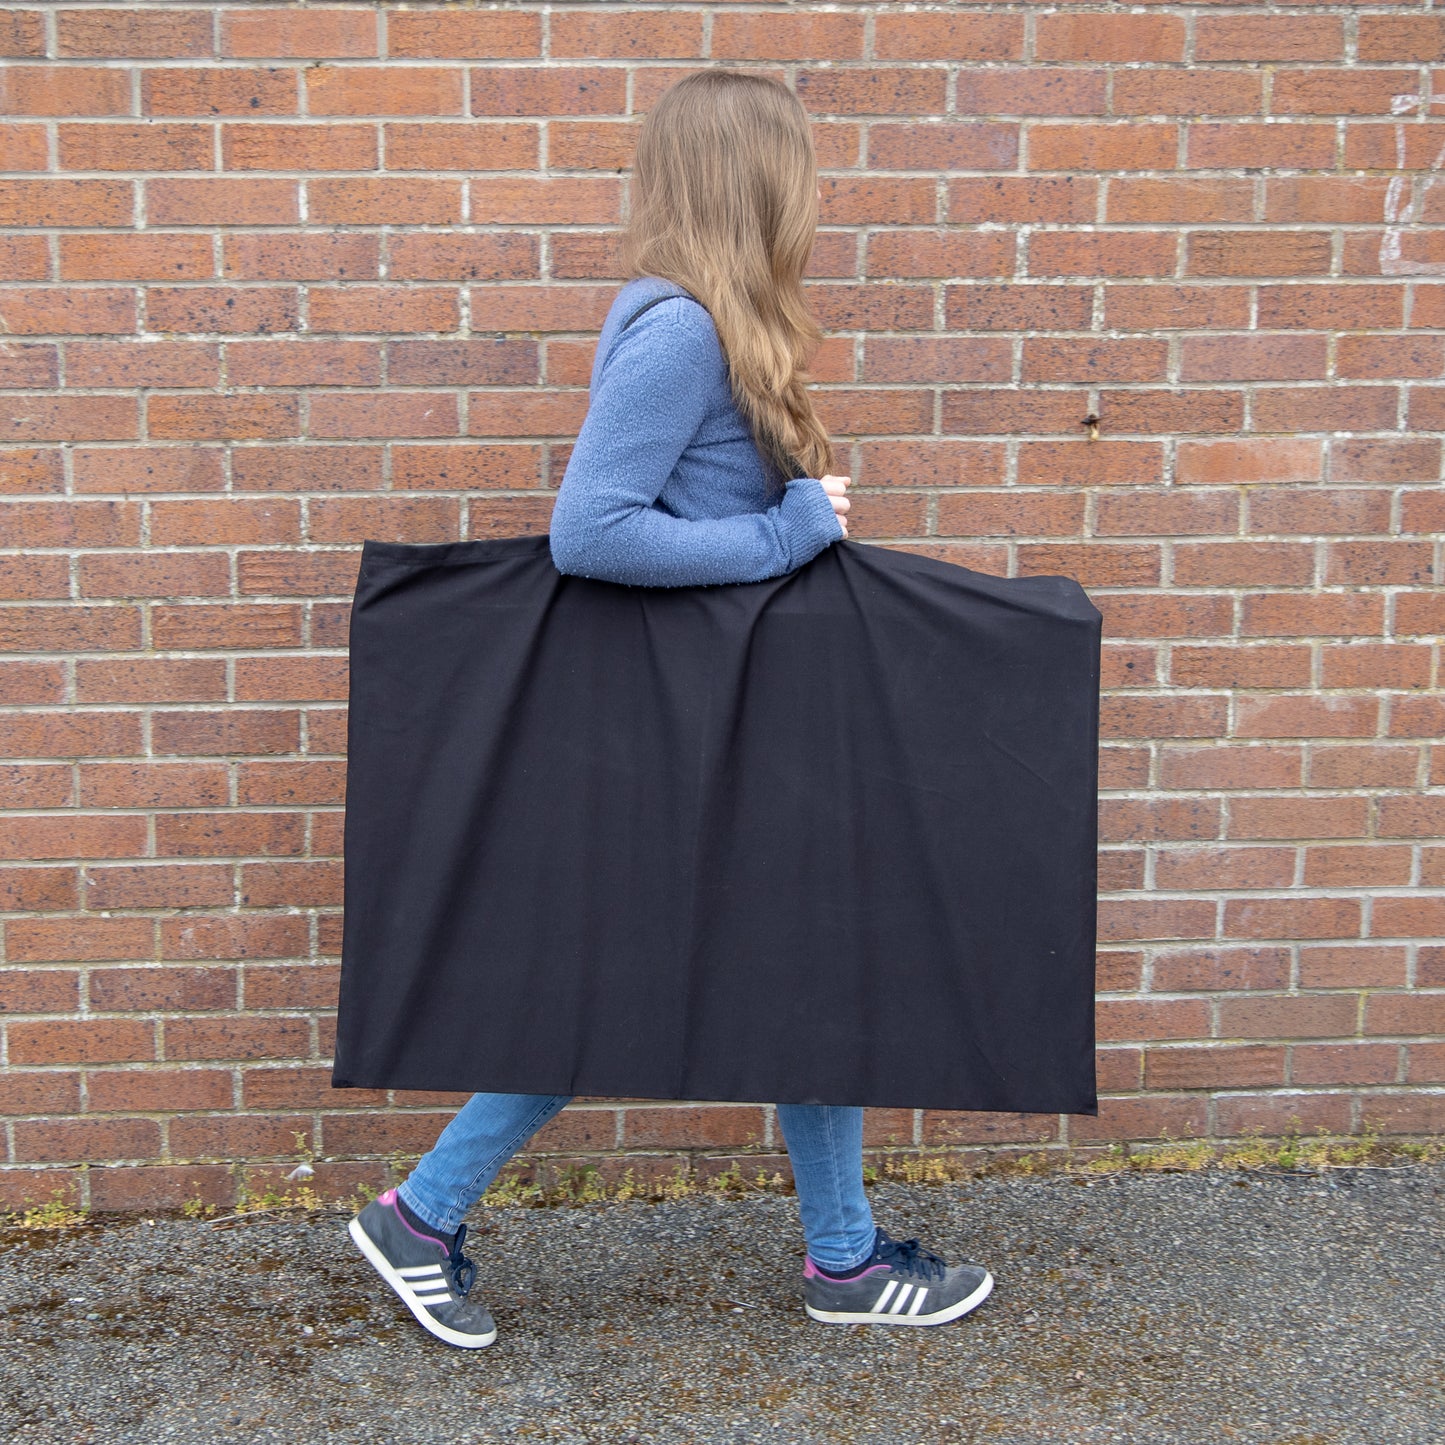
348;1216;498;1349
805;1269;994;1327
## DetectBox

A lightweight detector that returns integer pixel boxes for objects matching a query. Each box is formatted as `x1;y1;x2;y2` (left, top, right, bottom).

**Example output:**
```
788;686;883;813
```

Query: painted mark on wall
1382;84;1445;276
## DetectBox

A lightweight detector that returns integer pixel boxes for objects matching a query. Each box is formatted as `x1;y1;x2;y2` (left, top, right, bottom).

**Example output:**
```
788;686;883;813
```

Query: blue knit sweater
548;275;845;587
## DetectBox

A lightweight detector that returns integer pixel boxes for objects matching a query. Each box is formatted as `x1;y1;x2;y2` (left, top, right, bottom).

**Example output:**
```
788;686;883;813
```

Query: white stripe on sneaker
890;1283;914;1314
907;1287;928;1316
397;1264;445;1278
872;1281;900;1312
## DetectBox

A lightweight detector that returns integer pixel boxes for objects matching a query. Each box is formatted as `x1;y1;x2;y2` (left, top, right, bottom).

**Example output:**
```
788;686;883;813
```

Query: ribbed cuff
780;476;846;566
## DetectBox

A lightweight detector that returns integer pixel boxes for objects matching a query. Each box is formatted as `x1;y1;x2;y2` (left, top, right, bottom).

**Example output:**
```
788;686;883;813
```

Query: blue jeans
398;1093;879;1271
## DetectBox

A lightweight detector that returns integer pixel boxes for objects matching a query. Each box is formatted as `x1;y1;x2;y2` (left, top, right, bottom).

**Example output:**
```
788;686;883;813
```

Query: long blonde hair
619;69;836;488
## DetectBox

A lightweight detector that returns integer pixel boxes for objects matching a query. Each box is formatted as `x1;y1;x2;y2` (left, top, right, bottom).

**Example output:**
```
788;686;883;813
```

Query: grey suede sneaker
803;1226;993;1326
348;1188;497;1349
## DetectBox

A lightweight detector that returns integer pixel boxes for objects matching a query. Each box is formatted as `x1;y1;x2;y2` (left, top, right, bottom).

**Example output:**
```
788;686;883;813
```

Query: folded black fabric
332;534;1102;1113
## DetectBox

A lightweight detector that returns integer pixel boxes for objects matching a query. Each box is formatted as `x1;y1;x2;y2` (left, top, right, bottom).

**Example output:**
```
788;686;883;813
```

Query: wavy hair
618;69;836;488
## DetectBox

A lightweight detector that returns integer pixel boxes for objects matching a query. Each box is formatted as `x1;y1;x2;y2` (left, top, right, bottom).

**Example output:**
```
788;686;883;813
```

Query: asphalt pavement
1;1164;1441;1444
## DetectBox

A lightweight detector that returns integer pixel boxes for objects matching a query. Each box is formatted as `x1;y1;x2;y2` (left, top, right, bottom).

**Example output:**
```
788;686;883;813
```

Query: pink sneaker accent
804;1255;890;1281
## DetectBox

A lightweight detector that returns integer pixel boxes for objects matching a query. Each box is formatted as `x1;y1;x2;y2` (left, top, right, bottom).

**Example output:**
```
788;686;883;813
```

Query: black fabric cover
332;534;1102;1113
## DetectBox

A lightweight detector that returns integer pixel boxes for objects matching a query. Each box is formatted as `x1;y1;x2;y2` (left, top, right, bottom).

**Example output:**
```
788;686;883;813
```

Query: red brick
0;968;80;1013
8;1019;156;1066
86;1068;233;1113
90;966;237;1013
1274;69;1415;117
164;1015;311;1063
144;285;298;337
221;234;379;284
0;122;51;170
147;393;299;441
1145;1045;1286;1091
387;11;540;59
303;65;461;118
554;11;702;59
470;66;624;118
390;9;537;57
234;657;347;704
159;914;310;962
0;553;67;599
0;394;138;443
221;8;378;59
1214;1093;1353;1138
71;344;219;393
621;1106;766;1149
1292;1044;1399;1087
57;8;211;57
240;861;342;908
0;11;45;57
875;13;1021;62
0;810;147;863
85;865;234;912
309;177;466;227
383;122;536;174
1036;13;1184;62
1029;126;1177;174
6;914;154;963
1406;1044;1445;1084
1097;999;1211;1043
79;765;219;815
1218;995;1360;1041
88;1164;236;1211
1071;1096;1209;1143
242;1067;384;1110
1195;16;1344;62
1357;1093;1445;1136
320;1111;449;1158
170;1114;313;1160
147;178;299;227
794;68;946;117
223;122;378;173
920;1111;1058;1146
1113;74;1262;121
75;549;228;599
147;707;299;758
0;664;68;711
1151;948;1290;995
1187;123;1335;171
243;964;340;1011
0;236;50;278
14;1117;163;1164
148;604;300;653
0;867;80;913
230;448;381;496
149;498;299;547
58;122;212;172
1365;994;1445;1038
1;68;133;118
143;67;298;118
0;1071;81;1115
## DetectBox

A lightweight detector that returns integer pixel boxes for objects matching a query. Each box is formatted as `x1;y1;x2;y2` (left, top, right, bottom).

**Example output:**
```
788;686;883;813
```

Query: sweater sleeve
548;299;845;588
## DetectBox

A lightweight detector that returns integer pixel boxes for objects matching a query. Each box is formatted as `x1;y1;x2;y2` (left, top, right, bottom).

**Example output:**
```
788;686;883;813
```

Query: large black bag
332;533;1102;1114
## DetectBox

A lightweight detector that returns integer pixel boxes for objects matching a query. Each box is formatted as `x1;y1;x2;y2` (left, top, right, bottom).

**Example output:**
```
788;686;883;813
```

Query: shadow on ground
1;1164;1441;1443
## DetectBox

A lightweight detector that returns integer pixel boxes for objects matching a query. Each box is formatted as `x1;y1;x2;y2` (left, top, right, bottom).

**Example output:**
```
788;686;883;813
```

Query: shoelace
874;1229;947;1283
447;1222;477;1298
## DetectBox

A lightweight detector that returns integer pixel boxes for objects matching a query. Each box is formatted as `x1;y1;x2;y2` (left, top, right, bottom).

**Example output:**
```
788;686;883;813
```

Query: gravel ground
1;1164;1441;1444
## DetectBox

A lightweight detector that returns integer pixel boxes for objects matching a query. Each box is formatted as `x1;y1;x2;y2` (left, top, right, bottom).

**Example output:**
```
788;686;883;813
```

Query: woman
347;68;994;1350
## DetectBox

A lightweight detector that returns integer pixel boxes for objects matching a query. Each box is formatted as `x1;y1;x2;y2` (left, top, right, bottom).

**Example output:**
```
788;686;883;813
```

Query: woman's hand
819;474;851;538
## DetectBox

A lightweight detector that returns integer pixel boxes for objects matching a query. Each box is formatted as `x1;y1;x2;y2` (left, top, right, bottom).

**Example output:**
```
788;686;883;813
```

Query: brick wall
1;3;1442;1212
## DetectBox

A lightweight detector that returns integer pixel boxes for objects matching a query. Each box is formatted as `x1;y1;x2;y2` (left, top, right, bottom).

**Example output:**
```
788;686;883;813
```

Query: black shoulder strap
619;287;709;334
